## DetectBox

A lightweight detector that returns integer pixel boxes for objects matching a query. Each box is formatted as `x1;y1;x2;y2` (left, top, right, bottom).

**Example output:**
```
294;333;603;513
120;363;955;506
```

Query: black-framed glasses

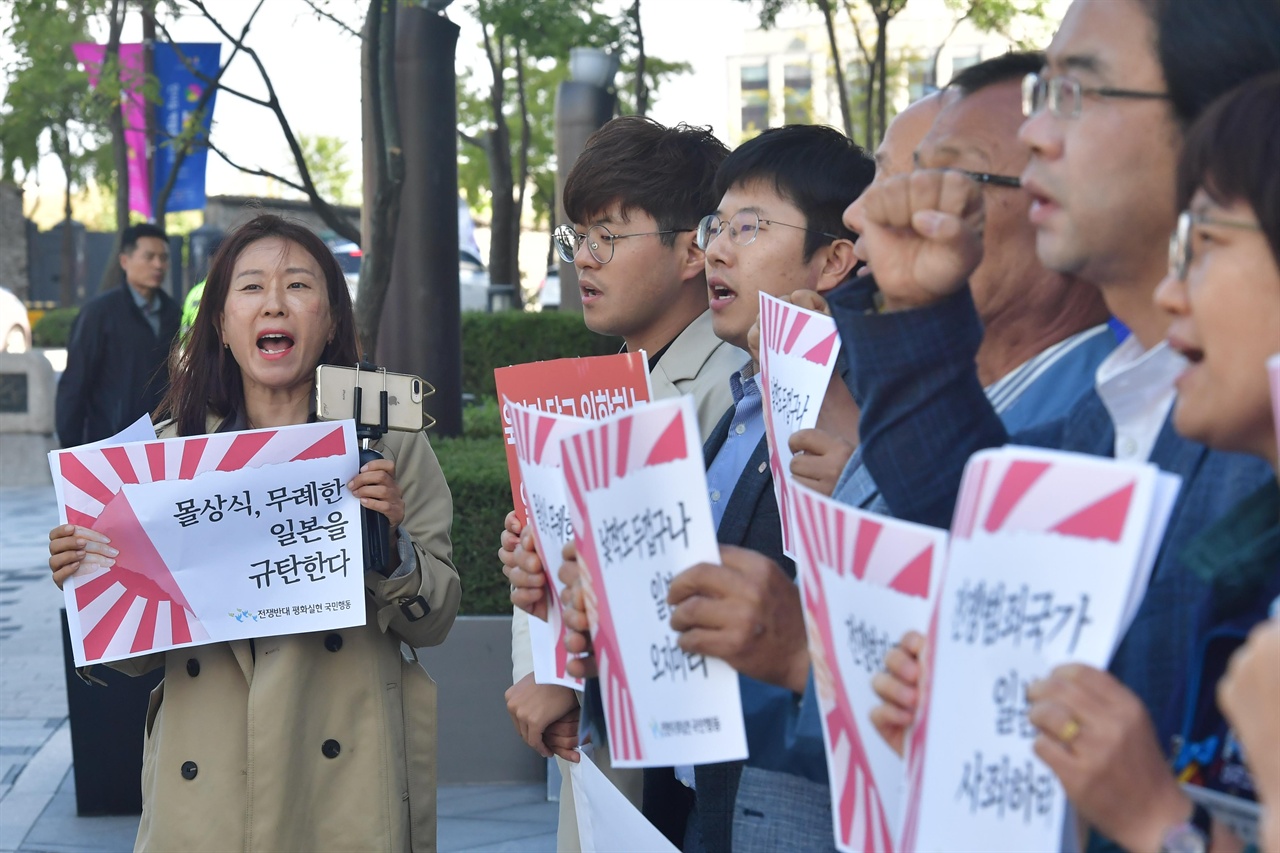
696;211;840;251
552;223;692;265
912;151;1021;189
1167;209;1261;281
1022;72;1170;120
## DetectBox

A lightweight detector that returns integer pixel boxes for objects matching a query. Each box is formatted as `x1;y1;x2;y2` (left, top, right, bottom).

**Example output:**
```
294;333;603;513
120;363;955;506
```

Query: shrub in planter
462;311;619;399
32;306;80;347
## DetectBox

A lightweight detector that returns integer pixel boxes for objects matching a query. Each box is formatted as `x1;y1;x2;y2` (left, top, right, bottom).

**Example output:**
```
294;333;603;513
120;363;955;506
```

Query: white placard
51;421;364;665
758;292;842;559
561;396;748;767
791;481;946;852
506;399;587;690
901;446;1180;852
570;749;679;853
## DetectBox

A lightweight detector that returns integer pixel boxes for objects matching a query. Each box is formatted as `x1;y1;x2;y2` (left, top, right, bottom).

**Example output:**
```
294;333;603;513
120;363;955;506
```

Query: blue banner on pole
152;42;221;214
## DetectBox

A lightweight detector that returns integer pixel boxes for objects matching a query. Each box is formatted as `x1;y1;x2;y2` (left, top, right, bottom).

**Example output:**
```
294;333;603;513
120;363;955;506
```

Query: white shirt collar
1095;337;1187;462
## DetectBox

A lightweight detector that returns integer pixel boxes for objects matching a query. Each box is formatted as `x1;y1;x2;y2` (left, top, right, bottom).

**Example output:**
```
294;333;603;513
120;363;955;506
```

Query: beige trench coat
108;418;461;852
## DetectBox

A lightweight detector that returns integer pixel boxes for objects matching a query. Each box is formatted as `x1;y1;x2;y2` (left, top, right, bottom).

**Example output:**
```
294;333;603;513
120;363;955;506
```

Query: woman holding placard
47;214;460;852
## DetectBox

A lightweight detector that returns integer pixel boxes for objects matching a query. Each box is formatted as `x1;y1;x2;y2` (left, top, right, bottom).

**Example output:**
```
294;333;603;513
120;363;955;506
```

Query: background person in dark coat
56;223;180;446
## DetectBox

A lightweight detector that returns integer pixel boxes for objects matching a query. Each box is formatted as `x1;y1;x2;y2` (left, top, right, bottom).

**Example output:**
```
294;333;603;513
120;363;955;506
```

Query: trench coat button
186;658;200;677
322;739;341;759
324;633;343;652
181;761;198;780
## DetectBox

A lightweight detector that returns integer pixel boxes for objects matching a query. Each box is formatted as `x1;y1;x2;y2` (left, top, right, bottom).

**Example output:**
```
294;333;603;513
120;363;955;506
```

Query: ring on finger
1059;717;1082;745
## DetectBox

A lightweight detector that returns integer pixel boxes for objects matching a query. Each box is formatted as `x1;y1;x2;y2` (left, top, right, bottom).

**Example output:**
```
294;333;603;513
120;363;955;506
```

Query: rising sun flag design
55;423;350;664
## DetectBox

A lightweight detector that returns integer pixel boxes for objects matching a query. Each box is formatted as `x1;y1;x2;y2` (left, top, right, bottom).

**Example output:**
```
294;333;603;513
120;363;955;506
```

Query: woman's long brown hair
156;214;361;436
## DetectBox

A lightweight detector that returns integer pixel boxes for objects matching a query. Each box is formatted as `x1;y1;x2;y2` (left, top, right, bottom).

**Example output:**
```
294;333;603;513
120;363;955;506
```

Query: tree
0;0;113;305
741;0;1048;147
298;134;356;207
929;0;1049;88
458;0;619;307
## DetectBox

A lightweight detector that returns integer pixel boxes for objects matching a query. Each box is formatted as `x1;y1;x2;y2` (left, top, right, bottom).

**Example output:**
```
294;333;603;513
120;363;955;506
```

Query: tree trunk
816;0;852;138
100;0;128;294
483;29;518;293
511;42;530;308
632;0;649;116
57;127;75;308
355;0;404;357
875;12;889;145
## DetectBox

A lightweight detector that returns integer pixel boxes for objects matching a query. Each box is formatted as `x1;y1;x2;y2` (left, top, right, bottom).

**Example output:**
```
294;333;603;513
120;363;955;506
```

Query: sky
3;0;1065;213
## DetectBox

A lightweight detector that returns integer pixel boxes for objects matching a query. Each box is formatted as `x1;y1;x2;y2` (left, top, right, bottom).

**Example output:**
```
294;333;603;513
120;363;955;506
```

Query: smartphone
315;364;429;432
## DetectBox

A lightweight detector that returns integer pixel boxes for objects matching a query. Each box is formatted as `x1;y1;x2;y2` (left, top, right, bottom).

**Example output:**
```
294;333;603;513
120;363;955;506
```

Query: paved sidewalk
0;485;556;853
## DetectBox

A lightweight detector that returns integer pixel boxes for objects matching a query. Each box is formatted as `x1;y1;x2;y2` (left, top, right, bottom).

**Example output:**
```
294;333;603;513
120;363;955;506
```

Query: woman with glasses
1019;73;1280;853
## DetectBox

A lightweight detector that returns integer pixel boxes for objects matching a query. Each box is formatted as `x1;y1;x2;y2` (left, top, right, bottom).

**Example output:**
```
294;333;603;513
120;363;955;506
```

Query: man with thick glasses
642;124;874;853
500;116;745;853
828;0;1278;849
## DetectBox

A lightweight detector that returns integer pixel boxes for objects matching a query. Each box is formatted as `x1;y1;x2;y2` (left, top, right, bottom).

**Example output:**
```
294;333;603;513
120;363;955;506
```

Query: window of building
783;62;813;124
741;63;770;135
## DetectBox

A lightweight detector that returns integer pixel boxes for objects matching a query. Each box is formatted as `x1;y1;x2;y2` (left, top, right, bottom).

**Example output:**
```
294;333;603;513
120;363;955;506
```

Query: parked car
331;239;495;312
0;287;31;353
459;249;492;312
539;265;561;310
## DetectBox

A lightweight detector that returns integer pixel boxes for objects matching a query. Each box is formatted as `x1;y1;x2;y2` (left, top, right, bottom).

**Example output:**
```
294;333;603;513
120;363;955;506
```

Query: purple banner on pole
73;43;151;219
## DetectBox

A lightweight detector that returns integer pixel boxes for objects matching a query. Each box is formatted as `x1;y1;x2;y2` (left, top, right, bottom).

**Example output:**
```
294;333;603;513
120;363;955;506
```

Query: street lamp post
554;47;619;315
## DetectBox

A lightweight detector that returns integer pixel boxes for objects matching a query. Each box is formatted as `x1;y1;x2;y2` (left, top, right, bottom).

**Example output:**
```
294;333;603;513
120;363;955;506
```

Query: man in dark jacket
56;223;179;446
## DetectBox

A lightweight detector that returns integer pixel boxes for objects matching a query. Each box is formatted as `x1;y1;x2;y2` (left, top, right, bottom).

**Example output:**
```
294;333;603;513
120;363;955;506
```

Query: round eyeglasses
1167;209;1261;281
552;223;692;265
1021;71;1170;120
696;211;840;251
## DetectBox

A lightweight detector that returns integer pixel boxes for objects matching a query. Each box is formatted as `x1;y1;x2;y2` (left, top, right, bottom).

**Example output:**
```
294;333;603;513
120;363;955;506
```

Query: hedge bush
32;307;80;347
462;311;620;399
433;433;513;615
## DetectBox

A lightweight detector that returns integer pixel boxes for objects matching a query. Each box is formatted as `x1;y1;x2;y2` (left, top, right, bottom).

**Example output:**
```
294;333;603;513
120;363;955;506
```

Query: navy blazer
827;277;1274;754
689;405;802;853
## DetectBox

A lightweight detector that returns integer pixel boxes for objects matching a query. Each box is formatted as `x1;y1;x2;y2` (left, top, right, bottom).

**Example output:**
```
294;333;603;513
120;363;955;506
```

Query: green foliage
0;0;111;190
432;434;512;615
435;310;627;614
460;311;621;399
32;307;80;347
462;397;505;440
297;133;355;206
457;0;691;232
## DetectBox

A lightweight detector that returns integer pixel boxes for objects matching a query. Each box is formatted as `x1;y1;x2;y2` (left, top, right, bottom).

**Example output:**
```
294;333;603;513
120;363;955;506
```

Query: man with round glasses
830;0;1279;849
648;123;874;853
502;115;746;853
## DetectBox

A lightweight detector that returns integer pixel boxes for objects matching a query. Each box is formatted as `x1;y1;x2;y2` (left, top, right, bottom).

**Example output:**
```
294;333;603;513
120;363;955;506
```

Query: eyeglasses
696;211;840;251
552;223;692;265
1021;72;1170;120
912;151;1021;189
1167;209;1261;281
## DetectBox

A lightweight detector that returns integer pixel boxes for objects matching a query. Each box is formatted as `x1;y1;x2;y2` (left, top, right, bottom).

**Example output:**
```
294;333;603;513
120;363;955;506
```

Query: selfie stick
352;360;391;577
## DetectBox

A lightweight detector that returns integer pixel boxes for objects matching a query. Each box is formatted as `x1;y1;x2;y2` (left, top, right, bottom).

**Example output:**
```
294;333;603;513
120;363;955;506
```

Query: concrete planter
417;614;543;785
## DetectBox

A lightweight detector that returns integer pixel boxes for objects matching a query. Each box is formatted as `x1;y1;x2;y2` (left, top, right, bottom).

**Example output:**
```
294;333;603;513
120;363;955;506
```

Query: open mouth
580;283;601;300
257;332;295;355
1167;335;1203;365
709;279;736;309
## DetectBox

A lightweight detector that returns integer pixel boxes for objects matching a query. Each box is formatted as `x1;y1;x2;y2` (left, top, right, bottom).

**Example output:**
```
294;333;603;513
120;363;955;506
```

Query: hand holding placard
757;292;843;557
561;396;748;768
900;446;1181;853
